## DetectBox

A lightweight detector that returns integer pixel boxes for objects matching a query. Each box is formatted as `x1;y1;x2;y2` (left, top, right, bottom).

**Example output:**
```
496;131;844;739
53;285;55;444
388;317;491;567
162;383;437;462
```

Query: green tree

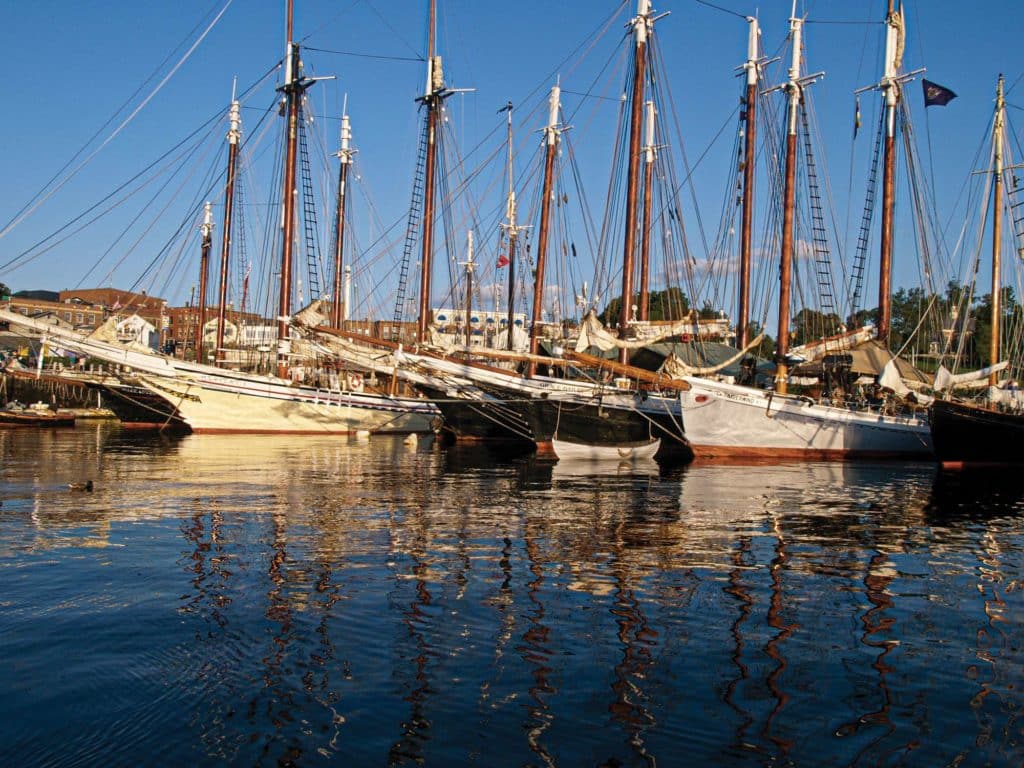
790;308;843;346
599;287;692;326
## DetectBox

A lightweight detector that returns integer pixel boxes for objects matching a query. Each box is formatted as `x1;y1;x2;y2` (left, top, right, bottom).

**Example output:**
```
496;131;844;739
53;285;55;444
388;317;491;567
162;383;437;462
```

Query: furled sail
786;326;876;364
933;361;1009;392
658;334;765;377
573;310;730;352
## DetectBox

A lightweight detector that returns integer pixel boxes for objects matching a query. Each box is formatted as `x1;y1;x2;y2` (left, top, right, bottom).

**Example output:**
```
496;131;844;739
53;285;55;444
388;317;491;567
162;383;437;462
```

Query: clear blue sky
0;0;1020;324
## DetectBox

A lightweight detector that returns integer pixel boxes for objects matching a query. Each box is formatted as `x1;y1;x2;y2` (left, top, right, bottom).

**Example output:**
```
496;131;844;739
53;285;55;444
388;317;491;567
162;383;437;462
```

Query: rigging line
360;0;423;60
842;10;875;257
302;45;424;63
0;0;230;242
1006;72;1024;97
560;89;621;103
693;0;747;20
515;1;629;129
297;0;361;46
0;91;280;277
804;19;882;26
0;0;234;242
0;108;226;275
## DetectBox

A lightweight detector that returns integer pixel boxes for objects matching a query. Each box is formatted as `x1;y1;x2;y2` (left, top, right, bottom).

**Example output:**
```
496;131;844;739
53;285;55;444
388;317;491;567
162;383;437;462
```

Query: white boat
552;437;661;462
675;7;932;461
680;377;931;460
0;308;437;435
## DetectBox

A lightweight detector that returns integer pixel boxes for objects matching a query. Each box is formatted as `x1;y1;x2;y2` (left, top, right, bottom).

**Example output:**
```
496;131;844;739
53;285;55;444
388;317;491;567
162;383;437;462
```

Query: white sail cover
933;361;1009;392
573;311;730;352
878;358;933;405
658;334;765;377
987;386;1024;409
786;326;876;364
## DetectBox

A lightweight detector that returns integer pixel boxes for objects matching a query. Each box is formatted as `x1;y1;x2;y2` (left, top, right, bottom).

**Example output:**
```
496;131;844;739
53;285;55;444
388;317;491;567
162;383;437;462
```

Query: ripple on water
2;425;1024;766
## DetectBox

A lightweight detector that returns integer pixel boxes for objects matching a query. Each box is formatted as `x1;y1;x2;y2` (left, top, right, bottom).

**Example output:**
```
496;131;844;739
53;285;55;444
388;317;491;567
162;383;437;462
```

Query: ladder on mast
297;111;323;301
392;117;430;337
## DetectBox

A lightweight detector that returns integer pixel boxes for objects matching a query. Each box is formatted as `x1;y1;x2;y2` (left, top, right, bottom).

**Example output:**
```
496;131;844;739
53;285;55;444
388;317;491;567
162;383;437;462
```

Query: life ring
346;372;364;392
680;333;691;343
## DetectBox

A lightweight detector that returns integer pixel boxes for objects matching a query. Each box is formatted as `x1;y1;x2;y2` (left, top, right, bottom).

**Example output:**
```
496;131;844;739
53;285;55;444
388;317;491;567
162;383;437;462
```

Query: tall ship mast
215;94;241;366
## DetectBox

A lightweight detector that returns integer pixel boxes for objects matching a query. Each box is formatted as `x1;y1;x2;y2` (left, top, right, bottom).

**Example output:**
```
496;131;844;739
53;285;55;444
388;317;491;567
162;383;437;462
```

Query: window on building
76;312;83;323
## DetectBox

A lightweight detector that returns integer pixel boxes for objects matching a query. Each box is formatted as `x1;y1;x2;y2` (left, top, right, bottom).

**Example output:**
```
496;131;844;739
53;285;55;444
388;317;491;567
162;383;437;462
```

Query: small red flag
497;253;510;268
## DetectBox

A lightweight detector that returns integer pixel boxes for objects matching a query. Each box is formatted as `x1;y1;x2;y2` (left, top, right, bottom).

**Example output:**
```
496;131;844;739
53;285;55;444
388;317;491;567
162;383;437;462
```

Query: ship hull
930;399;1024;467
88;381;191;431
680;377;932;460
141;372;437;435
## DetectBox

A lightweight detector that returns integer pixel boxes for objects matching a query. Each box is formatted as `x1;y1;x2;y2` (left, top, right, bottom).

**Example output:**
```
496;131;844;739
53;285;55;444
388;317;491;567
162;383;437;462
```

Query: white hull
0;310;437;435
142;371;436;434
552;437;661;462
680;377;932;459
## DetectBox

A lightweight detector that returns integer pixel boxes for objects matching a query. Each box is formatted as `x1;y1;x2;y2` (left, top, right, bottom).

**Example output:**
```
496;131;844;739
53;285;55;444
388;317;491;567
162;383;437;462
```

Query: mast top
338;107;354;164
227;99;241;145
201;201;214;238
544;84;562;147
744;16;760;86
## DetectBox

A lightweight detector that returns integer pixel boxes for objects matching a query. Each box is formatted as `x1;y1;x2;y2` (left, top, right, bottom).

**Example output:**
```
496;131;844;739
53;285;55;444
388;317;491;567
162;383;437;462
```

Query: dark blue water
1;424;1022;766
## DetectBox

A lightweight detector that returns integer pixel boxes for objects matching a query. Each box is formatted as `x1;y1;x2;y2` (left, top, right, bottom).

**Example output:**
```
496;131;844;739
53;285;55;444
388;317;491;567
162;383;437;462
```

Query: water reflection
1;427;1023;765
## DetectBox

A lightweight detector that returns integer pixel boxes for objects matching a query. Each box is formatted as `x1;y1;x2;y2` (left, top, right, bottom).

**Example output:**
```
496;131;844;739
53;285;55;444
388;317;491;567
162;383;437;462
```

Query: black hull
418;385;534;446
514;395;693;464
930;399;1024;466
516;398;653;446
420;380;692;465
90;382;191;432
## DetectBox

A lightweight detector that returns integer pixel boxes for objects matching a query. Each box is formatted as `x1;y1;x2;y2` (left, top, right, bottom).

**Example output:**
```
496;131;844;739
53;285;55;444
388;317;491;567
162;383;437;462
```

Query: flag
497;252;510;268
922;79;957;107
496;101;513;114
853;96;862;139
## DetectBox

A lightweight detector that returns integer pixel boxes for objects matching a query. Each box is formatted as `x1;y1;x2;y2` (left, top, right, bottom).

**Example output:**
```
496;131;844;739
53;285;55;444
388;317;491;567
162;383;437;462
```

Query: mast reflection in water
1;425;1023;766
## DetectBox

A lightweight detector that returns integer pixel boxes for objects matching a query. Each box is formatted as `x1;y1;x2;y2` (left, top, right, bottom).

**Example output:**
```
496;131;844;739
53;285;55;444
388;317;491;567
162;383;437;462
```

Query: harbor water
1;424;1022;766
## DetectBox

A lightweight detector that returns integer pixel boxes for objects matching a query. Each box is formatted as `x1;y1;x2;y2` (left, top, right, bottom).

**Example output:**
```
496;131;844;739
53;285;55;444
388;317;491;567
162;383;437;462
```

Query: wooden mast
989;74;1006;384
736;16;759;349
527;84;561;377
638;100;655;321
330;106;353;329
416;0;442;344
876;0;900;343
276;0;302;378
215;96;241;367
463;230;474;347
617;0;653;365
195;202;213;362
501;104;520;351
774;6;822;395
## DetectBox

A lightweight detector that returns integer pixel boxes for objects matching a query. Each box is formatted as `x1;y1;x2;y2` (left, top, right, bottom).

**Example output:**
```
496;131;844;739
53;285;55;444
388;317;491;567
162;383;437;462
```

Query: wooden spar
989;74;1005;384
308;323;691;392
737;16;759;349
638;99;655;321
215;97;241;367
527;84;561;377
617;0;652;365
330;109;353;329
563;350;691;391
876;0;900;343
505;229;518;349
416;0;441;344
195;202;213;362
775;8;806;396
276;12;302;378
464;231;474;347
501;104;519;351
